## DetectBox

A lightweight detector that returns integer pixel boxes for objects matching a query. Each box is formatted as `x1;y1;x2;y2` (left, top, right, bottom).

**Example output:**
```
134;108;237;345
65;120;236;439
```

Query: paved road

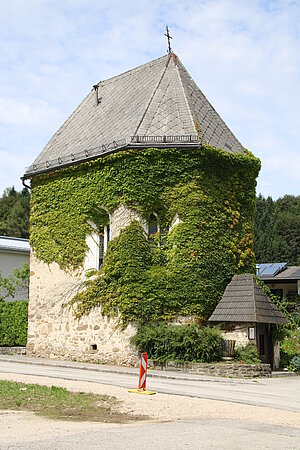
0;357;300;412
1;413;300;450
1;357;300;449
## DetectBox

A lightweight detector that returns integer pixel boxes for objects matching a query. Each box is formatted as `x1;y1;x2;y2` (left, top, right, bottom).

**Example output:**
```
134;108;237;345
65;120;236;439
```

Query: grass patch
0;380;146;423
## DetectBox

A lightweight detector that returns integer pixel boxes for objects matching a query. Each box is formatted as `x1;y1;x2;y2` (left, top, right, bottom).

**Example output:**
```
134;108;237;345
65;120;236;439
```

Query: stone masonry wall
27;253;138;366
0;347;26;355
221;324;255;348
27;205;144;365
151;360;271;378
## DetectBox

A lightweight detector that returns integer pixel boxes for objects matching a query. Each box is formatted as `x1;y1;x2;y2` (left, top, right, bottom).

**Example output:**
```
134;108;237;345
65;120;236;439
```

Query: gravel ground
1;372;300;428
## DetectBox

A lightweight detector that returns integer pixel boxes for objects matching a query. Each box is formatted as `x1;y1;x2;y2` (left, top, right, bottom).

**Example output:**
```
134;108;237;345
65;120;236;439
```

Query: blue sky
1;0;299;199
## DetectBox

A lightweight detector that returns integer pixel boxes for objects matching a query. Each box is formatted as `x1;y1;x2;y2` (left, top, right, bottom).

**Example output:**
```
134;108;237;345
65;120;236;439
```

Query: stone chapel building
23;52;260;365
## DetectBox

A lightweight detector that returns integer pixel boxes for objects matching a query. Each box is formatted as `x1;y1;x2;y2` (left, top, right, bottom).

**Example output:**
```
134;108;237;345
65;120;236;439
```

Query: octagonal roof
24;53;245;177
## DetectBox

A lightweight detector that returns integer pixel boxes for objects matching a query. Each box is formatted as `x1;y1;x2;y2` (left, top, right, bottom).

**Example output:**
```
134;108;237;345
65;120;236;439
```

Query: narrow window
259;334;265;356
84;206;110;274
148;213;158;236
99;224;110;270
98;226;105;270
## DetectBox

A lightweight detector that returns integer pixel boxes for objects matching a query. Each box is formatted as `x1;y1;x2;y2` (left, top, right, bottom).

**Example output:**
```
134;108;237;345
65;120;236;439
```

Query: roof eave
208;317;289;325
23;144;129;179
260;276;300;282
23;140;201;179
0;247;30;254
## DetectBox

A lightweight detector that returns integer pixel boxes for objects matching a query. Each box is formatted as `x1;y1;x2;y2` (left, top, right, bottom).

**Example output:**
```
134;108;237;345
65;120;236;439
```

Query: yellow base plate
128;389;156;395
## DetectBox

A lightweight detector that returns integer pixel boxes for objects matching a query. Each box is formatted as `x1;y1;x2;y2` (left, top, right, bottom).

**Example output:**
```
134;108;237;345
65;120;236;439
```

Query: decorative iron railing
131;135;199;144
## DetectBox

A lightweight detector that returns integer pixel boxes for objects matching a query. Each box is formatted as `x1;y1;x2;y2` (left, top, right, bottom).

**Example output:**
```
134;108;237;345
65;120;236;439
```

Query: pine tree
254;194;300;265
0;187;30;238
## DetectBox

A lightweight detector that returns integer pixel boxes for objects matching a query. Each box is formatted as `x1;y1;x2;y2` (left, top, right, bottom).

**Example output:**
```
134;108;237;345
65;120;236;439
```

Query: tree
0;263;30;301
254;195;300;265
0;187;30;238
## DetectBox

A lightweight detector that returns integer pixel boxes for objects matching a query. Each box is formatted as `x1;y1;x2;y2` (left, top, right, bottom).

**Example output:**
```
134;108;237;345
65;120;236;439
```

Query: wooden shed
208;274;289;368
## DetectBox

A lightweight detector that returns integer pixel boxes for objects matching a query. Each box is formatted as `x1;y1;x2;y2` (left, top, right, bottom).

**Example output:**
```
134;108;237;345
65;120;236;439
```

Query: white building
0;236;30;301
257;263;300;300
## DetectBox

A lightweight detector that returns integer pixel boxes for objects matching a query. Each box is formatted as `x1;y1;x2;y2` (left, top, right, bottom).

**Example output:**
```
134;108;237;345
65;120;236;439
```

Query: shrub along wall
131;324;224;363
0;301;28;346
30;145;260;328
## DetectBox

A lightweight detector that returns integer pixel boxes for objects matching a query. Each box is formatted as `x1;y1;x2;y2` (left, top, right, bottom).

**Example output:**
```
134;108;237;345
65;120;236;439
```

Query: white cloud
0;97;64;127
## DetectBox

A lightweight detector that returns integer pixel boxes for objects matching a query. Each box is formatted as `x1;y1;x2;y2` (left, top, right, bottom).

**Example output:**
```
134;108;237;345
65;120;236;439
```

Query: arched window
148;213;158;236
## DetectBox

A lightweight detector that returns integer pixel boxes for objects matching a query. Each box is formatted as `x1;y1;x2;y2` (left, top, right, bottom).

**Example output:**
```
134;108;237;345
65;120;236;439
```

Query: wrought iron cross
165;25;172;53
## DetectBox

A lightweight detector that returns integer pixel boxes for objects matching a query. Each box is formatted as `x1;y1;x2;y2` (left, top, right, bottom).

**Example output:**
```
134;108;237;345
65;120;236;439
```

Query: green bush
280;328;300;356
130;324;224;363
289;355;300;372
0;301;28;346
280;328;300;369
234;344;261;364
280;350;292;368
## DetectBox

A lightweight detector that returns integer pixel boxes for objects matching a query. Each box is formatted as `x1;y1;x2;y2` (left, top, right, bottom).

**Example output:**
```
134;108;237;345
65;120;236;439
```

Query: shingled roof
24;52;245;177
208;274;289;325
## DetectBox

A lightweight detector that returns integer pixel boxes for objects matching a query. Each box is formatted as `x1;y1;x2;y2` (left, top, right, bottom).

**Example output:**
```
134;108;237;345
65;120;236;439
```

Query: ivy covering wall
30;145;260;327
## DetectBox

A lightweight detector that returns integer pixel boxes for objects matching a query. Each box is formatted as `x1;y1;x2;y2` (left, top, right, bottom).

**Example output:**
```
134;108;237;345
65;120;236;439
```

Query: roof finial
165;25;173;54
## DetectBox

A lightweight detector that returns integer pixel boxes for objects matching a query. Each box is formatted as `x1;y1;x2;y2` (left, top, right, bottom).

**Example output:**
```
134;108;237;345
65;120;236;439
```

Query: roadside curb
271;371;299;378
0;355;253;383
0;354;297;381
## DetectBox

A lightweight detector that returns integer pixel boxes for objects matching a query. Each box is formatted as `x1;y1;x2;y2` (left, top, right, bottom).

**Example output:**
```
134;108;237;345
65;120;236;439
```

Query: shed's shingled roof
208;274;289;325
24;53;245;177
